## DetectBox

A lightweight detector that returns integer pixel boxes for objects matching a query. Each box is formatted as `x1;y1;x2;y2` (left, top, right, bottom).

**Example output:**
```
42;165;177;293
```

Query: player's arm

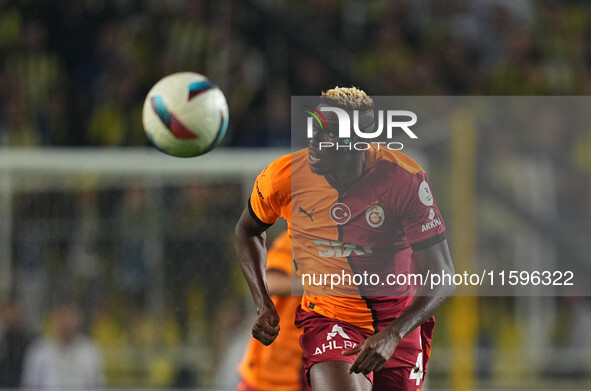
344;239;455;375
235;207;279;345
386;239;455;337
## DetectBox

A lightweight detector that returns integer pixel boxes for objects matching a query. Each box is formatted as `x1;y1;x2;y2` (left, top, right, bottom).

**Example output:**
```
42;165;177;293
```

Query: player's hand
252;304;280;346
342;330;400;375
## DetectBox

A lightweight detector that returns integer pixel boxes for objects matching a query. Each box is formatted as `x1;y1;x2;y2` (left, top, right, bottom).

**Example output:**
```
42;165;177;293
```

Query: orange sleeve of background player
265;231;291;276
237;230;304;391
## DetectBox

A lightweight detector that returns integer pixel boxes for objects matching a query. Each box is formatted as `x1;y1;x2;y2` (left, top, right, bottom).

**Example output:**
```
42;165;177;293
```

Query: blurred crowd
1;0;591;148
2;182;245;388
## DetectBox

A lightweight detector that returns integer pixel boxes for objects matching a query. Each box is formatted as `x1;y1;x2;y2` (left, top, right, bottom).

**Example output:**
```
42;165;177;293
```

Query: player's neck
325;152;366;192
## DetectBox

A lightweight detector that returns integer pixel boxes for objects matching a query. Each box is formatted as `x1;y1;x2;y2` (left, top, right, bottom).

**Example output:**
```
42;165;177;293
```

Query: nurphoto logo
305;106;418;151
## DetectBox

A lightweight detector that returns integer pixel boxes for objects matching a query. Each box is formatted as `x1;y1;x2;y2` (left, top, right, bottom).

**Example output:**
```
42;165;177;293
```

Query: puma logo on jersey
298;206;315;222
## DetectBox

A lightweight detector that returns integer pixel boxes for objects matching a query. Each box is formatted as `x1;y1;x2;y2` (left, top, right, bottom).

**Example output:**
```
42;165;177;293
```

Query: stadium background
0;0;590;390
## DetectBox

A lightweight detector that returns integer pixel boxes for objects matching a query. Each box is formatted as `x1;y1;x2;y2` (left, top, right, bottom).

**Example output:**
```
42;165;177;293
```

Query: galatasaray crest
365;204;385;228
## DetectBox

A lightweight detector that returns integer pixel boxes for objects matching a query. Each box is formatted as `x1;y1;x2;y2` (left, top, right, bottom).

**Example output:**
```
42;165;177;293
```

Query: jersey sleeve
400;172;446;251
248;155;291;226
265;231;291;275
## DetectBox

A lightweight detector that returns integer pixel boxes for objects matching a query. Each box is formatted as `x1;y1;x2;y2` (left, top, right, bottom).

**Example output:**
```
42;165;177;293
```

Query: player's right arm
235;207;278;345
235;156;291;346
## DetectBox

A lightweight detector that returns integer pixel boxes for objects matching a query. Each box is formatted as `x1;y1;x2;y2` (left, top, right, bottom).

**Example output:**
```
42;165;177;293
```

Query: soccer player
237;230;310;391
235;87;455;391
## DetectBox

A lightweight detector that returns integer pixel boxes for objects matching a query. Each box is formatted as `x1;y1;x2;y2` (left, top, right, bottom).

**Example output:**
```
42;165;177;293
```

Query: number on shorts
409;352;423;386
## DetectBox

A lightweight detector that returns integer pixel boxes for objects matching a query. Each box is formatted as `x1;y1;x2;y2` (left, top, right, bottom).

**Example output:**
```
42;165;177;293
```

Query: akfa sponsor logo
421;218;441;232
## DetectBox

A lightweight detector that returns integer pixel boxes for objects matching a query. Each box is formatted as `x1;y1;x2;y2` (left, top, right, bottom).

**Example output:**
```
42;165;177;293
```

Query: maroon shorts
295;306;434;391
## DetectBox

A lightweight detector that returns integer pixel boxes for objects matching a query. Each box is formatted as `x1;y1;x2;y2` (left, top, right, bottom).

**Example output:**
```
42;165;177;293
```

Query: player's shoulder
369;146;425;177
260;148;309;181
255;150;302;200
261;150;300;176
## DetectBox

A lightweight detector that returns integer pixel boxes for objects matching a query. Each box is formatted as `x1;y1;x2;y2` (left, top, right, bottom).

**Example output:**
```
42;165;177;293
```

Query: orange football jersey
249;145;446;334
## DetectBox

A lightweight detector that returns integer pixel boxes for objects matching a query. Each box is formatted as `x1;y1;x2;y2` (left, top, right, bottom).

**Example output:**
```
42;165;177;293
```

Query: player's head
308;87;374;175
319;86;373;112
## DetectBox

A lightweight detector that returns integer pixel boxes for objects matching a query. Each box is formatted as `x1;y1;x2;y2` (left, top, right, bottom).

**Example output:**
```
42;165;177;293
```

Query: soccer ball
142;72;229;157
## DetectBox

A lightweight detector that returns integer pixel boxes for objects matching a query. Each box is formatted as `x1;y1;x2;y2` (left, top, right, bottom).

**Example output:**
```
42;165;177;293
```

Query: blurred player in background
21;302;103;390
237;230;310;391
236;87;455;391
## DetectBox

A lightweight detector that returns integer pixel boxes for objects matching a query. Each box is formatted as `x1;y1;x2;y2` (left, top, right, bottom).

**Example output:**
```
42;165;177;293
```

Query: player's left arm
345;171;455;375
344;239;454;374
384;238;455;340
344;239;455;375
